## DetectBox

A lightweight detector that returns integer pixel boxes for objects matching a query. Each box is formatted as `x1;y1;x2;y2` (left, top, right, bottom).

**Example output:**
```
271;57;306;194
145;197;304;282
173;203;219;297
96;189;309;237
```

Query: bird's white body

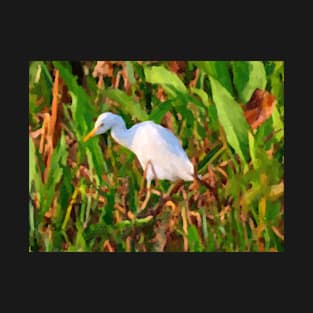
87;112;195;186
125;121;194;183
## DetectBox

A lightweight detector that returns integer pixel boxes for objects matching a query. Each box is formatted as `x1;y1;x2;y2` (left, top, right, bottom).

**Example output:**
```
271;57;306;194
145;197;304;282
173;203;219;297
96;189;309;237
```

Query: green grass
29;60;284;252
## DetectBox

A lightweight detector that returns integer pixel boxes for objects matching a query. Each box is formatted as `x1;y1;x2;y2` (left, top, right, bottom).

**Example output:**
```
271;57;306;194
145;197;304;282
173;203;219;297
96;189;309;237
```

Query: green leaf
29;137;36;193
86;148;100;186
192;61;234;95
53;61;95;137
29;137;43;195
270;62;284;105
125;61;136;85
197;143;223;171
272;106;284;141
248;131;260;169
52;133;67;167
149;100;173;123
144;65;187;97
266;201;281;222
190;87;211;107
187;225;203;252
232;61;267;103
116;216;153;229
175;88;206;110
42;133;68;212
209;76;249;163
104;88;148;121
56;167;73;227
46;167;63;204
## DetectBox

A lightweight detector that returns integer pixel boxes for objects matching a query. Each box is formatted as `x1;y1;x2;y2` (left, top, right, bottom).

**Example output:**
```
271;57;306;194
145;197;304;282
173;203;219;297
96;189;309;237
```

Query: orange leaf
157;86;166;102
271;226;284;241
189;68;200;88
103;240;114;252
30;128;42;139
181;206;189;251
50;69;59;147
244;88;276;129
93;61;115;88
168;61;186;74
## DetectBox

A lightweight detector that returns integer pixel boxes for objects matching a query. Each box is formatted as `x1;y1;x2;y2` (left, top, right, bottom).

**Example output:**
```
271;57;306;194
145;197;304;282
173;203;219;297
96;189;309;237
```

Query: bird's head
83;112;117;142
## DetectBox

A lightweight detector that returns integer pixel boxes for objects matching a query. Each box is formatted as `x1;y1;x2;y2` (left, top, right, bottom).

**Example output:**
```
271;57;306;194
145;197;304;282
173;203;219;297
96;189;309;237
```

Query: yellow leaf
269;181;284;201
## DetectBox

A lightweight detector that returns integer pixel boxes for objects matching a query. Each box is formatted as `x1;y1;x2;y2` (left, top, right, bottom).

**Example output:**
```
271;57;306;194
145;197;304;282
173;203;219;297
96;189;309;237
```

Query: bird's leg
139;160;153;212
140;161;149;194
151;189;162;196
148;161;163;198
139;160;162;212
138;160;151;202
139;179;151;212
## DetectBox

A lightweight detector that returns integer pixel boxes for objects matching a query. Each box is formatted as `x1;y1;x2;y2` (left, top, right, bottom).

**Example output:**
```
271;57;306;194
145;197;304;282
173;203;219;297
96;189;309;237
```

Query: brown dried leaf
80;165;90;178
103;240;115;252
258;238;265;252
161;111;174;131
45;197;60;223
114;203;126;215
93;61;114;78
127;211;136;221
189;68;200;88
189;178;200;191
152;222;168;252
39;224;53;241
181;206;189;251
244;88;276;130
269;247;278;252
33;192;40;209
121;63;132;93
271;225;284;241
50;69;60;148
92;61;115;88
206;165;216;189
98;195;106;204
168;61;187;74
219;205;231;223
215;166;228;180
30;128;42;139
189;211;201;228
125;236;132;252
269;181;284;201
113;70;122;89
165;200;177;212
156;86;167;102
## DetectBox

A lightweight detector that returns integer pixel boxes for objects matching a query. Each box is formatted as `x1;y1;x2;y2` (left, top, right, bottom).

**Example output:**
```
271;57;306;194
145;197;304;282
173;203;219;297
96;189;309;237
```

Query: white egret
84;112;195;210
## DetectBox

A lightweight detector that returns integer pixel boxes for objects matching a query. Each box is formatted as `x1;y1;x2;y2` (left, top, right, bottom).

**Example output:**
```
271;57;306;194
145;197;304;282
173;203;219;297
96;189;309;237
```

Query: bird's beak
83;126;100;142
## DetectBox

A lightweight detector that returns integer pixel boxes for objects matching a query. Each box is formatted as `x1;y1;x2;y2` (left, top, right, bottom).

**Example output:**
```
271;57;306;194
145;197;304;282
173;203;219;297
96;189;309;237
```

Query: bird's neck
110;118;132;149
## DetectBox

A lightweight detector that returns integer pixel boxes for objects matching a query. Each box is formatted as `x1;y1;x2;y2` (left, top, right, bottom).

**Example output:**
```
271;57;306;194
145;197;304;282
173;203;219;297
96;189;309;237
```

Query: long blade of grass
209;76;249;164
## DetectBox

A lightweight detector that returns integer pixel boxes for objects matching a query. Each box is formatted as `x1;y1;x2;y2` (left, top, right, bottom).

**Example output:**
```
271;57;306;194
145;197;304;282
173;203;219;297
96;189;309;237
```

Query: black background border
3;4;303;309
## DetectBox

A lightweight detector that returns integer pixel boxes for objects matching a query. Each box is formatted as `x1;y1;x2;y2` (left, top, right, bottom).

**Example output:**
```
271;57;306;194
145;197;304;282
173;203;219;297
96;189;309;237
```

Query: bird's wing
129;122;193;180
131;122;188;159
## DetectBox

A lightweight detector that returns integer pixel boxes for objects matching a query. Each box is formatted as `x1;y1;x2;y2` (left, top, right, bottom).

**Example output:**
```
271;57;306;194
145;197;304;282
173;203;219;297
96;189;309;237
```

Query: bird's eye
100;123;104;127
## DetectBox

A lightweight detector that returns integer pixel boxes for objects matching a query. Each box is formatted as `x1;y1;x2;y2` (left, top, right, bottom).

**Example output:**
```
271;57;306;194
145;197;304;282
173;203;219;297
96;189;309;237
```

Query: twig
136;180;184;219
263;128;283;143
194;175;222;211
62;186;80;231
